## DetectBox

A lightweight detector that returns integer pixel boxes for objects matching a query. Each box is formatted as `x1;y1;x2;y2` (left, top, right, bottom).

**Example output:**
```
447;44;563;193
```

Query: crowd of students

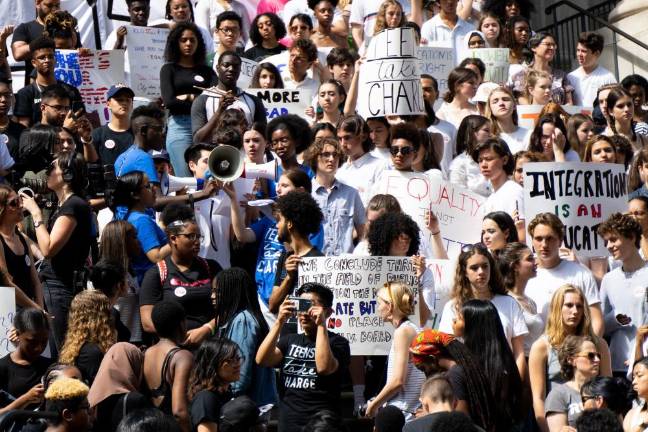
1;0;648;431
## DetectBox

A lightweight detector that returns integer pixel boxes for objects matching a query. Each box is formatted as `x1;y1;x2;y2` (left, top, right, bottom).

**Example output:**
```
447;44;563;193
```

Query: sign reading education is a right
125;26;169;99
523;162;627;256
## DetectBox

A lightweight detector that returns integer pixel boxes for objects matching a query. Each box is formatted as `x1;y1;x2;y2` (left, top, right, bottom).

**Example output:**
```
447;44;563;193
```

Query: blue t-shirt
116;209;168;283
251;216;323;306
267;164;314;197
114;145;159;183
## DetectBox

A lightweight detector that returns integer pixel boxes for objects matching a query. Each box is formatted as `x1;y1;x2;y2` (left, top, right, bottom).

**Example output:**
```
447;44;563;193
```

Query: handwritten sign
125;26;169;99
466;48;510;84
523;162;627;256
0;287;15;357
425;259;455;329
374;171;485;257
55;49;126;125
517;105;593;130
252;88;311;121
237;57;257;90
358;28;425;118
416;47;454;95
298;256;419;356
263;52;288;76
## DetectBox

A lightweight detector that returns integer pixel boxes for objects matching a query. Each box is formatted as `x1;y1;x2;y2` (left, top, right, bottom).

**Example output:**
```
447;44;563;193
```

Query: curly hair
482;0;535;19
249;13;286;46
496;242;530;290
545;285;595;348
609;134;633;169
558;335;594;380
367;212;420;256
597;212;643;249
44;10;77;41
275;190;323;236
266;114;313;154
373;0;406;34
451;244;506;309
188;337;240;399
58;290;116;365
304;136;342;172
164;22;206;65
291;38;318;63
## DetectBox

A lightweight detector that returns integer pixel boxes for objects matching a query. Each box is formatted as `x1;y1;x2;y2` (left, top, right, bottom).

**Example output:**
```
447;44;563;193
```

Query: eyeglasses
539;42;557;48
461;243;489;253
43;103;71;112
176;232;202;241
319;151;339;159
389;146;414;156
576;352;601;361
218;26;239;35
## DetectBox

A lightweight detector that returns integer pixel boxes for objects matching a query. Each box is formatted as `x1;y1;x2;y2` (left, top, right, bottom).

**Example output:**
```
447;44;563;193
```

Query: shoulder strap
157;259;168;284
149;347;182;398
122;392;129;417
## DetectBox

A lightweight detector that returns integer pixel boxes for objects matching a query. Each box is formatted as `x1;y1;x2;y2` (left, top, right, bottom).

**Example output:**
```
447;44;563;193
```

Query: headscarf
88;342;144;407
409;329;456;366
463;30;487;50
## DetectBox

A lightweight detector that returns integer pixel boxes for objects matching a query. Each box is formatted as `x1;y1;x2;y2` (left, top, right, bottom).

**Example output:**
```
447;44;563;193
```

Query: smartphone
288;296;312;313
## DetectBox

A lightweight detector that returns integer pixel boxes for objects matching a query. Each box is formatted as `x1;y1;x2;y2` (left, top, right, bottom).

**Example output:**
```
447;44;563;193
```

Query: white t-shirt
350;0;412;41
194;0;250;46
428;119;457;178
500;126;530;155
448;153;492;197
482;180;524;219
567;65;617;107
337;152;386;206
435;102;479;129
193;191;231;269
526;259;601;321
420;14;476;62
439;294;528;346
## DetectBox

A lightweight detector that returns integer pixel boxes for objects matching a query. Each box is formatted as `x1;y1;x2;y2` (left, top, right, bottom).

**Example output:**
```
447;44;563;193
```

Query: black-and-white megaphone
208;145;278;182
160;172;205;195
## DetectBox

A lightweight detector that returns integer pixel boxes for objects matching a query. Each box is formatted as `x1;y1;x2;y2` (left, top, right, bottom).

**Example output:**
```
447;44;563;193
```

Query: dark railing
538;0;648;79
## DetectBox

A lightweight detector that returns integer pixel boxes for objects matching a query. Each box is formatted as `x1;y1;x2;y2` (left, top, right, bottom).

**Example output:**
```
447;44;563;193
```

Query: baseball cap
219;396;260;432
149;149;170;162
472;82;500;103
106;84;135;101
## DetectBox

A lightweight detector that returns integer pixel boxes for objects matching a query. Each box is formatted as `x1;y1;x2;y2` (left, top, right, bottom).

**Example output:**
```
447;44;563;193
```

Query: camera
288;296;313;313
87;164;116;199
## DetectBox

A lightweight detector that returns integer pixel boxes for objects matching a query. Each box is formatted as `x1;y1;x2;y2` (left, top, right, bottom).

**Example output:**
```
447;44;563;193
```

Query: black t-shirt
160;63;217;117
2;121;26;173
276;331;350;432
14;80;85;126
39;195;93;288
12;20;44;85
140;256;222;330
274;247;324;289
92;125;134;167
0;354;52;409
190;389;232;431
95;392;150;432
242;44;287;62
75;342;104;386
446;364;468;401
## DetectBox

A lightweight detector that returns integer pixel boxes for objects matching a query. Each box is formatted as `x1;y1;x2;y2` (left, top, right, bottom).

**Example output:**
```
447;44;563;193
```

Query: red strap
157;259;168;284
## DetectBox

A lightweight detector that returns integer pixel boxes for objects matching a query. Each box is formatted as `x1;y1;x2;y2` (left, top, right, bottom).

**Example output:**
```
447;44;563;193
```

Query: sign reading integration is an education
523;162;627;256
298;256;419;356
357;27;425;118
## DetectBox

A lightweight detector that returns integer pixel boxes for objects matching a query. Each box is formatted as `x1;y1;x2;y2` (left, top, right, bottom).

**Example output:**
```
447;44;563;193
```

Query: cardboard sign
358;28;425;118
298;256;420;356
374;171;486;257
125;26;170;99
425;259;455;330
237;57;258;90
0;286;15;357
252;88;311;121
523;162;628;256
416;46;454;96
55;49;126;125
517;105;593;130
466;48;510;84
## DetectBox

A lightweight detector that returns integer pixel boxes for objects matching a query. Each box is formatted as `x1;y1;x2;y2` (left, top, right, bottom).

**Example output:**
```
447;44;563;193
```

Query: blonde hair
373;0;406;34
379;281;415;316
522;69;552;104
45;377;89;400
545;284;595;348
59;290;116;365
484;86;519;135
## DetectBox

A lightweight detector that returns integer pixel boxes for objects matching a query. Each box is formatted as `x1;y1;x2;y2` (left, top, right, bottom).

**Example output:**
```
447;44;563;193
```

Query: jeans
166;114;193;178
43;278;73;357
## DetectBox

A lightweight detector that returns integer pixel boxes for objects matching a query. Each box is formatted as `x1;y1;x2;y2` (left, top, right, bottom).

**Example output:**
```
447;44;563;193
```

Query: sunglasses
576;352;601;361
461;243;489;253
389;146;414;156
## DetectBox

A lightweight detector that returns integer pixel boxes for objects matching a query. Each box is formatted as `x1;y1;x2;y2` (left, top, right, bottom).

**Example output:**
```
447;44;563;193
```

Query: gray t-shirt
545;382;583;427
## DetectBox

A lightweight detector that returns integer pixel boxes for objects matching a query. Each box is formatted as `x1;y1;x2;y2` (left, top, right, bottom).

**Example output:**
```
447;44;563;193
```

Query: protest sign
466;48;510;84
237;57;257;90
374;171;485;257
298;256;419;356
523;162;627;256
517;105;593;130
416;46;454;95
263;52;288;75
425;259;455;329
358;28;425;118
125;26;169;99
252;88;312;121
0;286;15;357
55;49;126;125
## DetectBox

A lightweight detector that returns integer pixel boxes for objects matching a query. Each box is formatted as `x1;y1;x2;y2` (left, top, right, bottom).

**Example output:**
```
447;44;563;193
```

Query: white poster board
298;256;419;356
523;162;628;257
466;48;510;84
416;46;454;96
374;171;486;257
252;89;311;121
0;286;16;357
424;259;455;330
357;28;425;118
125;26;170;99
55;49;126;125
517;105;593;130
237;57;258;90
